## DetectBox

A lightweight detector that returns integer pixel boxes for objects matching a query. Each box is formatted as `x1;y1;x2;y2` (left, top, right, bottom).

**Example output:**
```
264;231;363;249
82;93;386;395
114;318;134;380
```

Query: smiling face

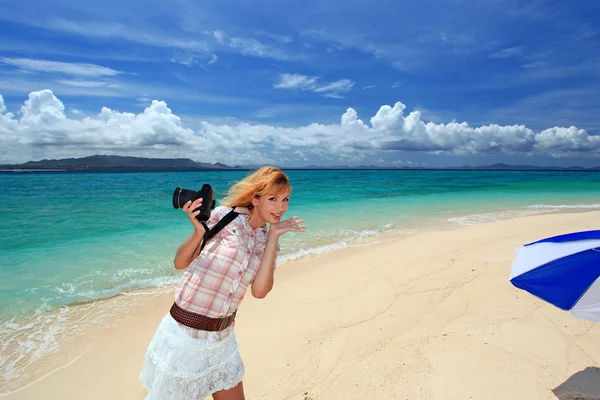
249;191;290;228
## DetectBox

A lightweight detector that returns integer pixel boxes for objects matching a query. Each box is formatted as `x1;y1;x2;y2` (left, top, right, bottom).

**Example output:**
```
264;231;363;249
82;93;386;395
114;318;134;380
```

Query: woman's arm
173;198;207;270
251;216;305;298
250;231;279;298
174;230;205;270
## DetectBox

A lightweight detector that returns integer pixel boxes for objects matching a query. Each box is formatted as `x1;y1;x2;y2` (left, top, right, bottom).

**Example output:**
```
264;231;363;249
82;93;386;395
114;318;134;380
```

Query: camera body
172;184;216;221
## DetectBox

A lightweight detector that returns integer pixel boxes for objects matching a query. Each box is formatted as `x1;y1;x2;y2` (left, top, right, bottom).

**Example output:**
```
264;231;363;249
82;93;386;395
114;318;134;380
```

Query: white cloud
0;76;124;98
490;46;526;59
205;31;300;61
1;90;599;165
0;57;122;77
56;80;121;88
6;15;298;63
314;79;355;94
254;30;293;44
19;90;66;125
212;31;226;44
274;74;319;90
300;29;434;71
274;74;355;98
170;52;218;68
226;36;297;61
208;54;218;65
0;75;251;104
46;17;206;51
267;34;292;44
535;126;599;153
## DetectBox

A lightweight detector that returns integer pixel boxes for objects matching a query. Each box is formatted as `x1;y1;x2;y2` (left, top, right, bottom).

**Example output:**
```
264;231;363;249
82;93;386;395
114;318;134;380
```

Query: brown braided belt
169;302;237;331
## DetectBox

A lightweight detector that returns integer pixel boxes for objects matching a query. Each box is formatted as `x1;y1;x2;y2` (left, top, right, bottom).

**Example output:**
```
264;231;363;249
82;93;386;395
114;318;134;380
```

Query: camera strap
199;207;240;253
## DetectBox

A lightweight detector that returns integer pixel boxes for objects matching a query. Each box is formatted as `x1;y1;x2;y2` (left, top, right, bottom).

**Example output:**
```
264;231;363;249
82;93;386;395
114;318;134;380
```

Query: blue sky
0;0;599;167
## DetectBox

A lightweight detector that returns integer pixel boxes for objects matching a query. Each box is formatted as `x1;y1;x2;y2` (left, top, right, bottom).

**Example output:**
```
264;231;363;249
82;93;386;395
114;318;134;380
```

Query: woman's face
251;191;290;226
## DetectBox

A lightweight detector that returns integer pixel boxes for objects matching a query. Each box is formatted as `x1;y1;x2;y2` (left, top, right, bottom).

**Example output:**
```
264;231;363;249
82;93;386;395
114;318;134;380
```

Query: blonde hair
221;166;292;208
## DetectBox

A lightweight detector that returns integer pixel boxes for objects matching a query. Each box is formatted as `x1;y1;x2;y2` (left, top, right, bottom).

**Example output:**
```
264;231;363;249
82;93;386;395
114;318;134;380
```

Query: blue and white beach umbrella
509;230;600;322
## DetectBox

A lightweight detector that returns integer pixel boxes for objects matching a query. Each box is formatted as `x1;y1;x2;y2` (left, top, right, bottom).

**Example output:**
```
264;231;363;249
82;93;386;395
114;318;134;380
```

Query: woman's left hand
268;216;306;238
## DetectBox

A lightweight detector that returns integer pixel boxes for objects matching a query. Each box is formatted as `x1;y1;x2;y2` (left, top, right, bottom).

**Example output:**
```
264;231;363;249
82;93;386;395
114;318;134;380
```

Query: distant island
0;155;598;172
300;163;600;171
0;155;245;171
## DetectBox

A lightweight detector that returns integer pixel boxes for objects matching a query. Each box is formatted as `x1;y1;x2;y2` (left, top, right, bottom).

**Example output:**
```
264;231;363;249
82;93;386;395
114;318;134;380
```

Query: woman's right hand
182;198;206;236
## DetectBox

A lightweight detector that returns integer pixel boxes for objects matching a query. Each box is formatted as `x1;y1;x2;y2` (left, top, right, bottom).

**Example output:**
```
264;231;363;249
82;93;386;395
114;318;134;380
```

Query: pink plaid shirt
174;206;278;340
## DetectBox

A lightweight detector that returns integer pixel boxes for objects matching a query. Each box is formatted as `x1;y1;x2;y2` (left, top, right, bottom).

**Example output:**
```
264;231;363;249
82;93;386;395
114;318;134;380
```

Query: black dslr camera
172;184;216;221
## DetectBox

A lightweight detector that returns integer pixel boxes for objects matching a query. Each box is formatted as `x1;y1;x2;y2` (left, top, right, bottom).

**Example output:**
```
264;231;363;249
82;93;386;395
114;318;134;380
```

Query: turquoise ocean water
0;169;599;391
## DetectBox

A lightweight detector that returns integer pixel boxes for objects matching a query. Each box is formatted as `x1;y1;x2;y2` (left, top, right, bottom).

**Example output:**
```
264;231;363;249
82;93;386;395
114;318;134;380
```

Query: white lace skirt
139;313;245;400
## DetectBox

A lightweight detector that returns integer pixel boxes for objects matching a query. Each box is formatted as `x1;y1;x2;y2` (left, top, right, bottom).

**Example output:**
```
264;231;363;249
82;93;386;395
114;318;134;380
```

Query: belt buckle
218;315;228;331
219;312;236;331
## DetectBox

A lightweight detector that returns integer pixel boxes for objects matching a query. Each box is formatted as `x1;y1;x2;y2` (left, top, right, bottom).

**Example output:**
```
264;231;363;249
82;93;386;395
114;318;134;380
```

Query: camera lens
172;187;199;209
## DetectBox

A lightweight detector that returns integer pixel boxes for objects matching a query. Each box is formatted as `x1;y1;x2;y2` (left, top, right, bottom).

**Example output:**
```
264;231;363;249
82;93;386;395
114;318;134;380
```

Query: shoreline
3;208;600;399
6;204;598;315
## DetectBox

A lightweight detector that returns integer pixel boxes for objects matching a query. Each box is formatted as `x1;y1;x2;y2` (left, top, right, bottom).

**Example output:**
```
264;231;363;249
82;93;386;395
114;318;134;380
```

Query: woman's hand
268;216;306;238
182;198;206;236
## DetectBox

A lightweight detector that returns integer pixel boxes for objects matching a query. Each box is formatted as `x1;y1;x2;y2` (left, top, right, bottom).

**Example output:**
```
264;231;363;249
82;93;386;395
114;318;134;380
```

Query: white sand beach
5;211;600;400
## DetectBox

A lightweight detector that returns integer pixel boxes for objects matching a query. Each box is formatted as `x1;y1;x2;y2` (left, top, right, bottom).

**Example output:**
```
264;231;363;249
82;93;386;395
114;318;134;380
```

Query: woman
139;166;305;400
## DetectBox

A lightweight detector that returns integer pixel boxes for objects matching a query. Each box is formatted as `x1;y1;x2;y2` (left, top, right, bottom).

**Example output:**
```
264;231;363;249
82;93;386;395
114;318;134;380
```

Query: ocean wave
72;275;179;304
448;210;534;226
279;223;412;262
527;204;600;209
23;269;177;312
279;242;349;262
448;203;600;226
0;304;72;389
0;274;179;393
0;283;171;395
